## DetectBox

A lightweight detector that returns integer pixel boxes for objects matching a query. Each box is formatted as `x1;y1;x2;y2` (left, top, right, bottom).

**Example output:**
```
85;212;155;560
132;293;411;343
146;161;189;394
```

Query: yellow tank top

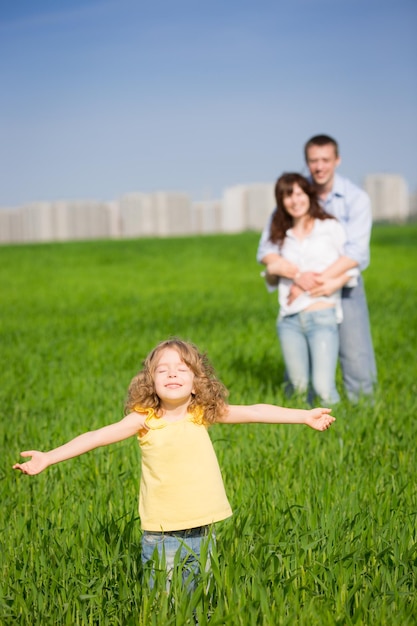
136;407;232;531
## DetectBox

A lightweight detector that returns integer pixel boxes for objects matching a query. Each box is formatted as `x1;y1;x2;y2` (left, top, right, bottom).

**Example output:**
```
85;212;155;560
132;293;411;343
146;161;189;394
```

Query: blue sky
1;0;416;206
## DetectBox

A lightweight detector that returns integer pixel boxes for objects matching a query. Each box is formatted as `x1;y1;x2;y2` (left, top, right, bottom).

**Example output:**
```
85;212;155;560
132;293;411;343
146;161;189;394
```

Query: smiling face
153;347;195;408
282;183;310;220
306;143;341;191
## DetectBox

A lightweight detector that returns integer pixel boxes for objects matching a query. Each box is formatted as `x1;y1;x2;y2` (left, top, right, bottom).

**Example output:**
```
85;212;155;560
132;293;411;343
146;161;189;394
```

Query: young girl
258;173;358;404
13;338;335;590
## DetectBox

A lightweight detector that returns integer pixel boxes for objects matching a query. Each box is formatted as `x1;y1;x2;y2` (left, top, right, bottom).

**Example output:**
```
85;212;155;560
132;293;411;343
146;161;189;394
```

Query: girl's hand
13;451;49;475
305;408;335;431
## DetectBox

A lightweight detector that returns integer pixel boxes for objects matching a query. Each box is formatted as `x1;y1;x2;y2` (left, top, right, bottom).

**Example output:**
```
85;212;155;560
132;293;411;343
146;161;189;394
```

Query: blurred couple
257;134;377;405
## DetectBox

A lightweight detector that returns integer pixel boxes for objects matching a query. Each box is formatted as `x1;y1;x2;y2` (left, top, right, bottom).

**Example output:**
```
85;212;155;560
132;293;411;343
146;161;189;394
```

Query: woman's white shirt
277;218;357;322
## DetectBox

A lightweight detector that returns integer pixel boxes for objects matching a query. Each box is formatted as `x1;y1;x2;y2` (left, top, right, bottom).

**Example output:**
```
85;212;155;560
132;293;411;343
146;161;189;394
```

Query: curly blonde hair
124;338;229;425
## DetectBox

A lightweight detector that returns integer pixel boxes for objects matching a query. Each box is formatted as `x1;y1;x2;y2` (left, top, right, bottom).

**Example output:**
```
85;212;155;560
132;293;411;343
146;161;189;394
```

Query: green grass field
1;224;416;625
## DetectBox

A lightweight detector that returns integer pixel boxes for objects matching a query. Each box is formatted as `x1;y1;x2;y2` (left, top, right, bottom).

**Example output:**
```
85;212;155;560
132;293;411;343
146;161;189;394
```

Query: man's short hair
304;134;339;160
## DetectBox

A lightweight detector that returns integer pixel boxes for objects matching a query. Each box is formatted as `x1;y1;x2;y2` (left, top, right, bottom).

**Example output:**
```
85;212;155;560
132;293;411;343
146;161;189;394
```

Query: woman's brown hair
269;172;334;245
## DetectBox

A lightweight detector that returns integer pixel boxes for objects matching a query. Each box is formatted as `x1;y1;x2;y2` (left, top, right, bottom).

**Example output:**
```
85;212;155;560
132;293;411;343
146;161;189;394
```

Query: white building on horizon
0;176;415;245
119;192;193;238
364;174;409;222
220;182;275;233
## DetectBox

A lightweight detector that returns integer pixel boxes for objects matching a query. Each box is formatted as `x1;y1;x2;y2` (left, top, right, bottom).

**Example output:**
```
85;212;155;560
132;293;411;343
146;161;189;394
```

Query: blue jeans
141;525;215;592
278;307;340;404
340;277;377;401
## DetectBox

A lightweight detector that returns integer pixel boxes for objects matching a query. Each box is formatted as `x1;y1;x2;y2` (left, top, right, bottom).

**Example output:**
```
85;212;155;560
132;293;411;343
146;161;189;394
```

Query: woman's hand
287;283;304;304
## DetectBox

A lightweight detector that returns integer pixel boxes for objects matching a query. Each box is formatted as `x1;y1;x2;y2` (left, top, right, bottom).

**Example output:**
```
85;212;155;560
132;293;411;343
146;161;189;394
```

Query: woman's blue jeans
278;307;340;404
141;525;215;592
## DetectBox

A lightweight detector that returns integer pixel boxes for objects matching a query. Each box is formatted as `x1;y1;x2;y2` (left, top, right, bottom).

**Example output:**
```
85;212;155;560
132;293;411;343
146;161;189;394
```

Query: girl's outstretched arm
13;411;146;475
218;405;335;431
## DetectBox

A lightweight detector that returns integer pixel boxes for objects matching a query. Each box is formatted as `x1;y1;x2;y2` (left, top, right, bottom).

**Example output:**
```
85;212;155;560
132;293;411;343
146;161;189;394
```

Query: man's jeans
278;307;340;404
340;277;377;401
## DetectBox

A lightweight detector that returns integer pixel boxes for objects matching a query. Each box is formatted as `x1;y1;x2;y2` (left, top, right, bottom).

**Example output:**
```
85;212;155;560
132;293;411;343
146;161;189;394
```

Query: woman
263;173;358;404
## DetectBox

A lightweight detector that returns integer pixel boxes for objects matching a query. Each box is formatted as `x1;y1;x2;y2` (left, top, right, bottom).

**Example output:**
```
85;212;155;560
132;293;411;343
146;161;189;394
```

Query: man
257;134;377;401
